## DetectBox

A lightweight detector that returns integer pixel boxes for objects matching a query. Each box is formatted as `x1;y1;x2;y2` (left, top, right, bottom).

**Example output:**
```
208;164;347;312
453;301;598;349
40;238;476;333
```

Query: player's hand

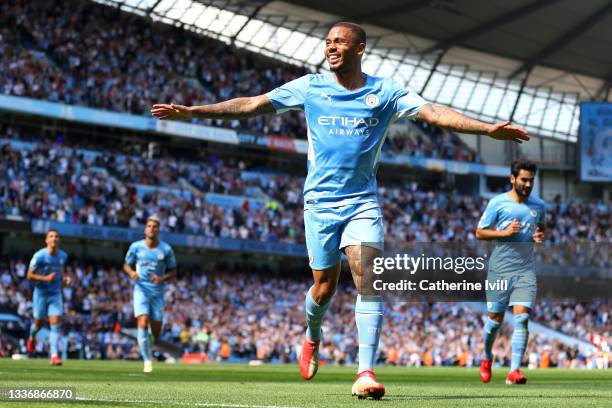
532;227;545;243
45;272;56;282
503;219;522;237
150;275;162;284
63;275;72;287
129;271;139;281
488;121;529;144
150;104;193;121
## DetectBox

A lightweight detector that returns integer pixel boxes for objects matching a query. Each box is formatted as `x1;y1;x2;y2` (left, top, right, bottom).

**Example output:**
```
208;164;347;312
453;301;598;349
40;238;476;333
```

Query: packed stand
1;0;307;139
0;134;305;244
385;124;481;163
2;0;481;163
0;258;609;368
1;130;610;246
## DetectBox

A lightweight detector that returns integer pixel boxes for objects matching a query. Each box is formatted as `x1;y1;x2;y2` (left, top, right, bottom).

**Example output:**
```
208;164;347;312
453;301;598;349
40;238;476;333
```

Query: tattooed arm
416;103;529;143
151;95;274;121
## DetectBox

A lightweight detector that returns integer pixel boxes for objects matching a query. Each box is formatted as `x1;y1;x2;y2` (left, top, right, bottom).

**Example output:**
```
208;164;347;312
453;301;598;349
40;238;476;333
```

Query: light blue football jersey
29;248;68;294
478;192;546;272
266;73;427;209
124;240;176;294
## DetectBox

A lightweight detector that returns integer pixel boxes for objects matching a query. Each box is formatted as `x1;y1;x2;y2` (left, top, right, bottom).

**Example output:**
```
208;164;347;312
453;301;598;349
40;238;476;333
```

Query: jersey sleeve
391;81;428;120
29;252;42;271
265;74;311;113
166;246;177;269
125;244;137;266
477;199;498;229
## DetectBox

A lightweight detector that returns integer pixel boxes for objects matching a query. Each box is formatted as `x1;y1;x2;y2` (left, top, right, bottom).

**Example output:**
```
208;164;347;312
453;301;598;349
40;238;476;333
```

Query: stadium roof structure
95;0;612;143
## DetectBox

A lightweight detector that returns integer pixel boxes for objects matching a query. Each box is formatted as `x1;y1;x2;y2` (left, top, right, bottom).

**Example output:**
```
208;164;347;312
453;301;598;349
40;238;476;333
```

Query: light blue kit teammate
151;21;529;398
27;229;71;365
124;216;176;372
478;194;546;312
476;159;545;384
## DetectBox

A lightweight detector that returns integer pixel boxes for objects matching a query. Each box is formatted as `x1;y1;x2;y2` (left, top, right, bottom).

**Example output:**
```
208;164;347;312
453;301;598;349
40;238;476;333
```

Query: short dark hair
511;158;537;177
330;22;366;45
46;228;59;236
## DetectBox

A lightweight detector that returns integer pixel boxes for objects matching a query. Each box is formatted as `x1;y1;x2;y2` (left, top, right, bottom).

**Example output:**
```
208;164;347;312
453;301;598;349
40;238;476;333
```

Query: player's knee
488;312;504;323
137;315;149;328
311;283;336;304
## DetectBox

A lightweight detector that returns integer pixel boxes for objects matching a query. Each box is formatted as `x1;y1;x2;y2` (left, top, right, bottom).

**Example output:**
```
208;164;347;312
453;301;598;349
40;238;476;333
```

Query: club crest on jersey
530;208;538;217
365;93;379;107
157;252;165;260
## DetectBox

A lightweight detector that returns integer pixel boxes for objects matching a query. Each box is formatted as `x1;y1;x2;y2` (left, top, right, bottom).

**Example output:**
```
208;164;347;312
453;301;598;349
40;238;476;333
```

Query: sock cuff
137;328;148;335
355;295;384;313
486;318;502;327
306;287;320;306
50;324;60;330
514;313;529;324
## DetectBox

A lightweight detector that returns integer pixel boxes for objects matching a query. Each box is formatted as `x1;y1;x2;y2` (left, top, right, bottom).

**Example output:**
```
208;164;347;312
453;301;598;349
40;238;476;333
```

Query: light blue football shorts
304;201;384;270
32;288;63;319
486;269;537;313
133;285;165;322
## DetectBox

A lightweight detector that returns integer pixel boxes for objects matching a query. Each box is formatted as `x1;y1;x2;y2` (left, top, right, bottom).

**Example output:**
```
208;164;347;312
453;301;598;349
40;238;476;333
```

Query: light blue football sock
482;317;501;361
30;322;40;338
511;313;529;371
49;324;60;358
137;328;152;362
305;287;332;341
355;294;384;373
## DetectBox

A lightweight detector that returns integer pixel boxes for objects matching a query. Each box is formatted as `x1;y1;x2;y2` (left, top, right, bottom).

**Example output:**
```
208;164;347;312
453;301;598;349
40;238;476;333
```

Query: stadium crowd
0;0;479;163
0;259;609;368
0;0;609;371
1;131;609;245
384;122;481;163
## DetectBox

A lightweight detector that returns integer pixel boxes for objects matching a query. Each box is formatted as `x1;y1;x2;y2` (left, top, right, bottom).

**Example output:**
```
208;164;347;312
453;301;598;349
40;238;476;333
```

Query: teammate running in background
27;229;71;366
151;22;528;399
123;216;177;373
476;159;545;385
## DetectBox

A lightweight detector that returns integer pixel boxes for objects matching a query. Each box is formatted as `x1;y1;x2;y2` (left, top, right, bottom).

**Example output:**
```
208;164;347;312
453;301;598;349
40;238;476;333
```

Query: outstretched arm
151;95;274;121
416;103;529;143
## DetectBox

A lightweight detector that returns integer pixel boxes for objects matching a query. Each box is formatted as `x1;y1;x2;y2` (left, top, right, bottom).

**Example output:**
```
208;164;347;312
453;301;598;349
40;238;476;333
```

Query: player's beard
514;183;531;198
328;54;355;74
328;58;344;73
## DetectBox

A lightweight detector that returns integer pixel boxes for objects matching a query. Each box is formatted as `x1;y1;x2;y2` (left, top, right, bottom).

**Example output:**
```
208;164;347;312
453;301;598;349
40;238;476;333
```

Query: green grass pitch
0;359;611;407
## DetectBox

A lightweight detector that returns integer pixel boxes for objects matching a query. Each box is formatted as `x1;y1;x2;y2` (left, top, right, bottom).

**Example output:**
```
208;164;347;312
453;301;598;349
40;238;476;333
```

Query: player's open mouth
328;54;341;63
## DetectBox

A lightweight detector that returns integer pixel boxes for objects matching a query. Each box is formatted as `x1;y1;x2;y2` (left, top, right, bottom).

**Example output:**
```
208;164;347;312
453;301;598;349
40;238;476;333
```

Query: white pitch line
75;397;309;408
